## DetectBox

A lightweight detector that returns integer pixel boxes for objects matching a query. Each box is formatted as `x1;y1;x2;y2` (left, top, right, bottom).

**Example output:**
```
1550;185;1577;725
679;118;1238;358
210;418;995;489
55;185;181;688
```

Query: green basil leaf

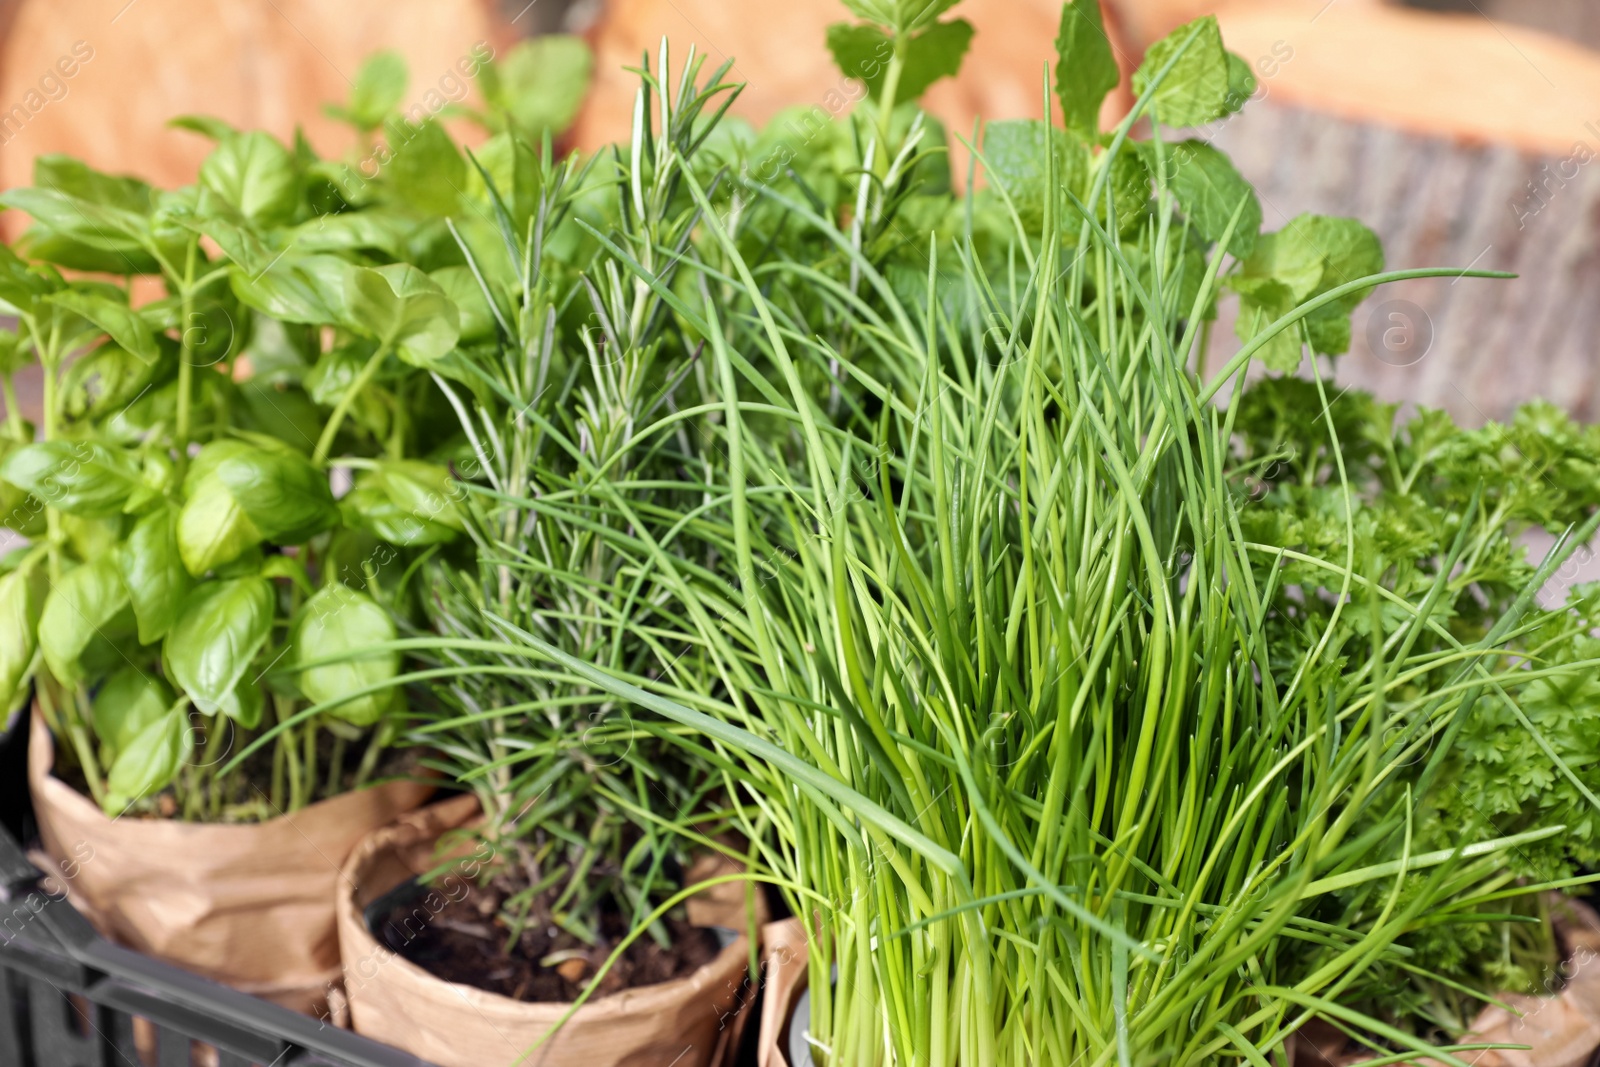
295;582;397;726
229;254;350;325
260;554;314;595
384;120;466;216
0;243;58;315
302;345;390;441
345;264;460;366
119;508;194;644
1054;0;1120;135
38;557;131;684
61;343;159;419
34;155;157;215
0;188;149;256
46;289;160;365
176;472;262;576
0;439;46;535
0;440;140;518
61;514;121;562
215;677;263;728
209;443;339;544
164;577;273;713
429;266;498;343
91;665;175;763
104;705;192;814
177;443;336;574
200;131;299;228
342;459;465;545
234;379;323;455
18;231;161;276
286;210;412;258
1132;16;1231;129
0;561;45;710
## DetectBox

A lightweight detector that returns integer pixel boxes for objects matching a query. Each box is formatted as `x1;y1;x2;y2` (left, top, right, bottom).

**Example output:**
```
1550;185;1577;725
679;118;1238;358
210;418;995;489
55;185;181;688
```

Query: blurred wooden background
1;0;1599;423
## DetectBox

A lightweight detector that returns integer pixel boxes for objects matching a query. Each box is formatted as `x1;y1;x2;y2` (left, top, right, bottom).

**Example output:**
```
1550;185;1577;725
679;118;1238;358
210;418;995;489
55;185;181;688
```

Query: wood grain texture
1196;0;1600;159
0;0;504;234
1208;99;1600;425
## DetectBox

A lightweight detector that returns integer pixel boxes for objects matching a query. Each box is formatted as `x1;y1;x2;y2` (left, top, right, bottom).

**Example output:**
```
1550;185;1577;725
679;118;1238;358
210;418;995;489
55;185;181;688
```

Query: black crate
0;710;439;1067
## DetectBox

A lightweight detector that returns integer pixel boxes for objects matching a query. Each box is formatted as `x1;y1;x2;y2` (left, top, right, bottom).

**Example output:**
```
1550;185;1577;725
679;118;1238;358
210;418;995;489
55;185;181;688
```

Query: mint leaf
488;37;592;139
344;51;408;131
827;19;973;103
1225;52;1257;112
842;0;959;34
1106;148;1151;234
1054;0;1119;135
1160;139;1260;258
898;19;974;99
1300;214;1385;304
983;119;1086;231
827;25;892;91
1132;16;1231;128
1229;213;1384;370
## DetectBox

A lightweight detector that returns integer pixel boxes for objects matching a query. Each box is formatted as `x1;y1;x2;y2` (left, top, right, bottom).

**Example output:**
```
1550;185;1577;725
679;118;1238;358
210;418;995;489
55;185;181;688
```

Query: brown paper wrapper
756;917;811;1067
337;796;757;1067
27;709;433;1014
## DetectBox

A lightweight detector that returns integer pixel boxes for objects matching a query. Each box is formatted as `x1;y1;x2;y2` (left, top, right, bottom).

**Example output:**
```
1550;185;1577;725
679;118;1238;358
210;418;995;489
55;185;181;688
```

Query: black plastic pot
0;707;441;1067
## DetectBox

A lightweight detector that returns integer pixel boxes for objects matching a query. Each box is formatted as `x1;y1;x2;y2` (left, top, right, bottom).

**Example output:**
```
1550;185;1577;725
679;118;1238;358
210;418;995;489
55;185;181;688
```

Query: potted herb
0;100;463;1009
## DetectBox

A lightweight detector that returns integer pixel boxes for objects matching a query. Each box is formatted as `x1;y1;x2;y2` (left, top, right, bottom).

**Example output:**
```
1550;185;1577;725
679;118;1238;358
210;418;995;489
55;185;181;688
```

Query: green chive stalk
474;108;1594;1065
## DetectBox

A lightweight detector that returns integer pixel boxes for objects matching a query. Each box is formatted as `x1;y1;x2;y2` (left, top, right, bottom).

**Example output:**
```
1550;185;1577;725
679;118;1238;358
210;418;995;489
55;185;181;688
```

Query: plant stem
282;719;303;812
313;341;392;465
1;373;25;441
37;344;62;580
353;724;386;789
174;242;198;475
271;723;285;811
325;734;346;796
39;681;106;807
66;712;105;804
874;37;908;175
302;718;318;809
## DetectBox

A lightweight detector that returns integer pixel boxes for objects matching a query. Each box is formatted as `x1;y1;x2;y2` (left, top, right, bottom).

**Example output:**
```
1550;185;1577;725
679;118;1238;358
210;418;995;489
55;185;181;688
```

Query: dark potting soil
373;874;724;1003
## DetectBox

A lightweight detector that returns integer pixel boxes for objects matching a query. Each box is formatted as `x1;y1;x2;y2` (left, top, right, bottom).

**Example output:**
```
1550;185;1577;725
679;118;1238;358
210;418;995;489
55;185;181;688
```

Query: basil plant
0;62;493;820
